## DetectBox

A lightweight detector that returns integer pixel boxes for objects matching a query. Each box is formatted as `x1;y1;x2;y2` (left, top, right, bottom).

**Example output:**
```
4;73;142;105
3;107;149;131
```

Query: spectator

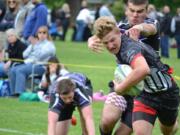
0;0;6;22
74;0;93;41
0;28;27;78
58;3;71;41
22;0;48;44
37;56;69;102
99;3;115;20
0;0;20;48
147;4;158;20
48;73;95;135
0;43;6;78
159;5;172;58
14;0;34;37
9;26;56;97
171;7;180;59
0;0;20;31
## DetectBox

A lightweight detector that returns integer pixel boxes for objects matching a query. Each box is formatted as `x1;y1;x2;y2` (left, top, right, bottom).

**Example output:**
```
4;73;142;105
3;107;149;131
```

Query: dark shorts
121;95;134;128
58;104;76;121
133;88;180;126
49;93;76;121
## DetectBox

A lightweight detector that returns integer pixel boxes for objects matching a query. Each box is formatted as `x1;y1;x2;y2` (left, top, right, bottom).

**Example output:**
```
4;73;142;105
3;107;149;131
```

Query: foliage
110;0;125;21
110;0;180;21
43;0;65;8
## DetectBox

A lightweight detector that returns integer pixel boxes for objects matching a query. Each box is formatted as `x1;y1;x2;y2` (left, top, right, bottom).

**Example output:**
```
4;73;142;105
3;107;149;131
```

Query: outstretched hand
87;35;104;53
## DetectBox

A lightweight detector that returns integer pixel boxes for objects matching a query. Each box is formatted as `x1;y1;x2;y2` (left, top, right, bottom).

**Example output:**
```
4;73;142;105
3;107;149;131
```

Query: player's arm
48;110;59;135
133;23;157;36
114;55;150;95
80;105;95;135
127;23;157;40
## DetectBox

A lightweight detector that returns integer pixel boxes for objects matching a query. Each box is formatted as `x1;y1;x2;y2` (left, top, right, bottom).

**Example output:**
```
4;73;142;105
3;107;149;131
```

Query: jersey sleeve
48;93;62;114
75;88;91;108
122;44;142;65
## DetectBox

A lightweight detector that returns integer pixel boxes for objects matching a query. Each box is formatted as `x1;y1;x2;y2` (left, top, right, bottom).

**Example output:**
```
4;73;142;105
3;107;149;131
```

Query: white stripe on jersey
75;88;90;106
52;93;60;108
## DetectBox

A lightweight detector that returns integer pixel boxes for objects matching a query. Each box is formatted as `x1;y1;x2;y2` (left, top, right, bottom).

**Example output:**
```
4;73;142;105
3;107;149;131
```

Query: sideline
0;128;45;135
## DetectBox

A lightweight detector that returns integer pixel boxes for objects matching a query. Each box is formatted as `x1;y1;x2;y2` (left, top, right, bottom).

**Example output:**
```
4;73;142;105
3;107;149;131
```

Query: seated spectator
0;45;6;78
37;56;69;102
0;0;20;31
9;26;56;97
0;0;6;22
0;28;26;78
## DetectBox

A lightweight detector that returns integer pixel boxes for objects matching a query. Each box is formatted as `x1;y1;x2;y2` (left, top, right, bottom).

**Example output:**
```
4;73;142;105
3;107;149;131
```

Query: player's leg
157;88;179;135
158;86;180;135
114;123;132;135
100;92;127;135
114;95;134;135
56;103;75;135
56;120;71;135
132;99;157;135
133;120;153;135
159;120;179;135
78;107;88;135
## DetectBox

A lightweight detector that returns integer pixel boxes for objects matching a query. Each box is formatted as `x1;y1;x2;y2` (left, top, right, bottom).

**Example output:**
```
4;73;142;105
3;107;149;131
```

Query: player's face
126;2;147;26
60;91;74;104
102;29;121;54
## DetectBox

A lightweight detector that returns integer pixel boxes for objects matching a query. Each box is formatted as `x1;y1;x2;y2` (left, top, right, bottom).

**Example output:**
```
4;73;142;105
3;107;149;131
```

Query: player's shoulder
118;18;130;29
144;17;159;24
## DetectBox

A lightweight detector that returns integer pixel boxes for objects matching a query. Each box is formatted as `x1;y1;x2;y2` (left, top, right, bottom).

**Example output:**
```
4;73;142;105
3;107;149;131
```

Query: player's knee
100;115;116;131
134;129;148;135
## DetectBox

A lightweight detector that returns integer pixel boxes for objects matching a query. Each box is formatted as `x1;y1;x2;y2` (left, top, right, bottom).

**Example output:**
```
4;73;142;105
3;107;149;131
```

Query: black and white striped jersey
116;35;177;93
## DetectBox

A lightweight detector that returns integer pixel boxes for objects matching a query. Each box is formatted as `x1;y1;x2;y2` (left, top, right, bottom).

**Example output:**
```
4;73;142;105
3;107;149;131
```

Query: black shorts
121;95;134;128
49;93;76;121
58;104;76;121
133;88;180;126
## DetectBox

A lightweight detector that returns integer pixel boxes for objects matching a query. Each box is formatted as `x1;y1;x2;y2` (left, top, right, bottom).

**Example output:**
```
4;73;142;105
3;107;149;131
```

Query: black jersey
49;73;92;114
116;35;177;93
118;18;160;52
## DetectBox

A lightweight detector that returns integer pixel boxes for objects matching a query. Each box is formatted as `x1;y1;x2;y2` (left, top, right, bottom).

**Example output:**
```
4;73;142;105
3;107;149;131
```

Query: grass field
0;39;180;135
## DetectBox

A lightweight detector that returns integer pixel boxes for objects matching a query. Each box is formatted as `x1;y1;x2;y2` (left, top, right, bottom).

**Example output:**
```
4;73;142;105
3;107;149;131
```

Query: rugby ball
114;64;144;96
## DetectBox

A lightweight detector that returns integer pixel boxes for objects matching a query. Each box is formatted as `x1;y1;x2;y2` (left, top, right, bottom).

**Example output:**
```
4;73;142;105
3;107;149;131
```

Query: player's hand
126;26;141;41
87;35;104;53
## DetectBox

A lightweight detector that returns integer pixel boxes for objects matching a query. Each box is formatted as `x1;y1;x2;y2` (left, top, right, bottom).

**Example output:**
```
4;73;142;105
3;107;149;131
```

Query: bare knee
100;114;117;132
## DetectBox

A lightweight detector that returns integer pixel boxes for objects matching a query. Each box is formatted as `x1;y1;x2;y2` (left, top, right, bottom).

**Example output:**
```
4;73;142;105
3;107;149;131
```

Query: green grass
0;39;180;135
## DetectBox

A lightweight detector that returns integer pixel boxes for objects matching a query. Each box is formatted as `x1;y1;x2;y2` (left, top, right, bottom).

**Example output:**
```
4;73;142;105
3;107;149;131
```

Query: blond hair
93;16;118;39
62;3;70;13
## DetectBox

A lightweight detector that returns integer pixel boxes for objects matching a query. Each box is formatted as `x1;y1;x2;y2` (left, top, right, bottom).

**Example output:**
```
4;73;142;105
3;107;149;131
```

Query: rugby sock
99;126;112;135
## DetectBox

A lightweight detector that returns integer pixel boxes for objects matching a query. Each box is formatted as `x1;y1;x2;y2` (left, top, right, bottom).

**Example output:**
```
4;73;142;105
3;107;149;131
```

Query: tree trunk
67;0;82;24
